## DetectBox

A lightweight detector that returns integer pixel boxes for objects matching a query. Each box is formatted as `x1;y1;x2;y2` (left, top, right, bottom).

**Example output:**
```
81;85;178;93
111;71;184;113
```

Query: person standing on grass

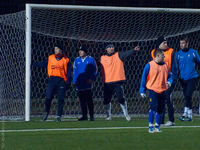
140;48;173;133
73;45;98;121
100;43;140;121
33;44;72;122
150;36;177;126
176;37;200;121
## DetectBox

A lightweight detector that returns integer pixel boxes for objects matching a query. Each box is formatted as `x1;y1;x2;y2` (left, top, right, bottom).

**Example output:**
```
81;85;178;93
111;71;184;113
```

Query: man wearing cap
150;36;177;126
33;44;72;122
73;45;97;121
100;43;140;121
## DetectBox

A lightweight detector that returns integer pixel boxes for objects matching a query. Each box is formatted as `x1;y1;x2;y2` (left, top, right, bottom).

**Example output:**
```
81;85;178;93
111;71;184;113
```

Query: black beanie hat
105;43;114;50
156;36;166;48
79;45;88;54
54;43;65;52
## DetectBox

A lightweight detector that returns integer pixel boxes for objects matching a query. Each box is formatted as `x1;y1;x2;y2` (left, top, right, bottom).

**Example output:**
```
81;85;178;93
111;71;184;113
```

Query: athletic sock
155;112;161;125
188;109;192;119
106;103;111;117
120;101;128;117
183;107;189;117
148;109;155;124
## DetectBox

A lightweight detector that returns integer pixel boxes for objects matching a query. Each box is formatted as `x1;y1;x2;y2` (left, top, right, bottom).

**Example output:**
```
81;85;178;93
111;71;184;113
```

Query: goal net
0;5;200;121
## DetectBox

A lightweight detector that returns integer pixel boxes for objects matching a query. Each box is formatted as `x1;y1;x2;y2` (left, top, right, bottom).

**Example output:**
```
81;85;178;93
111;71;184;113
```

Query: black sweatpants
161;83;175;123
78;89;94;119
45;76;66;117
180;78;197;109
103;82;125;105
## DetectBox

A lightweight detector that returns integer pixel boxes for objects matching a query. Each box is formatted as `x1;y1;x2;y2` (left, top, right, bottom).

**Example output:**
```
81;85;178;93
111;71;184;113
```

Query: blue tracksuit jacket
176;48;200;80
73;56;97;91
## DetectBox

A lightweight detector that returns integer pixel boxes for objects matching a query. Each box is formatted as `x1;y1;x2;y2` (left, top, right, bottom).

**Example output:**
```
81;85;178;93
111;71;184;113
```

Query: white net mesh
0;12;25;120
31;8;200;42
0;6;200;120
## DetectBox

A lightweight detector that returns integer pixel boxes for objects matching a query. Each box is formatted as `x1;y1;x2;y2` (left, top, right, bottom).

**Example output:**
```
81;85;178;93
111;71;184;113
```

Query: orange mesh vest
151;48;173;71
146;61;169;93
101;52;126;83
47;54;69;82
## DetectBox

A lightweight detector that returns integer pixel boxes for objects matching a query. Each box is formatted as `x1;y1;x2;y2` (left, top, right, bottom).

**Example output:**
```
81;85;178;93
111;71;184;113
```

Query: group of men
36;36;200;133
140;36;200;133
36;43;139;122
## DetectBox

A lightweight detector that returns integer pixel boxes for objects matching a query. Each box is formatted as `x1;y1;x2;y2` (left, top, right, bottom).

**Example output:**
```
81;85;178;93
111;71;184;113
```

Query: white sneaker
125;114;131;121
106;116;111;121
154;126;162;133
164;121;175;126
148;126;154;133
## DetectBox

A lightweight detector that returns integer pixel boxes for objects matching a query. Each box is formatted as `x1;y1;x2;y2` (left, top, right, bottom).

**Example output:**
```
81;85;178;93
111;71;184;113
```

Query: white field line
1;126;200;133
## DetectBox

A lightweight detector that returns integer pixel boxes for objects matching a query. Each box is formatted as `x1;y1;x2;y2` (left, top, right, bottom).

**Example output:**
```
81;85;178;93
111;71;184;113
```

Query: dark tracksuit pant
149;90;166;114
161;83;175;124
148;90;167;125
103;82;126;105
78;89;94;119
45;76;66;117
180;78;197;109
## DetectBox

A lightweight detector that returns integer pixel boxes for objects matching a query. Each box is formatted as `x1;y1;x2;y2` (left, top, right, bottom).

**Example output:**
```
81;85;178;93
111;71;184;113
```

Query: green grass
1;117;200;150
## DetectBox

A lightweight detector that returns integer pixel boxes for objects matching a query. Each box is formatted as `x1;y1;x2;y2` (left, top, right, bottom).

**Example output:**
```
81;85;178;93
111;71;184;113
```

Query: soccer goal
0;4;200;121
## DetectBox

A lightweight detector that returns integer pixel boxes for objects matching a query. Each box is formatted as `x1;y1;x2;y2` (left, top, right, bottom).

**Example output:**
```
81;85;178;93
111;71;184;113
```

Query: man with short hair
100;43;140;121
150;36;177;126
73;45;97;121
34;44;72;122
176;37;200;121
140;48;173;133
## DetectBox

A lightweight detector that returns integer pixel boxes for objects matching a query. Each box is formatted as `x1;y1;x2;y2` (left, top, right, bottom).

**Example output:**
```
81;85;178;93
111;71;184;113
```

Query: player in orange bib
140;48;173;133
150;36;177;126
100;43;140;121
33;44;71;122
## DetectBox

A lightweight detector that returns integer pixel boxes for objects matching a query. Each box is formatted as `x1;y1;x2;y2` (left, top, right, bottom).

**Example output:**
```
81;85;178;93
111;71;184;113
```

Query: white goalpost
25;4;32;121
1;4;200;121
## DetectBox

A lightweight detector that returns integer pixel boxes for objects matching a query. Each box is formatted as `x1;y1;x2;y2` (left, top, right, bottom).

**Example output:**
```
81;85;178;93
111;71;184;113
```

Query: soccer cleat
42;113;48;121
148;126;154;133
164;121;175;126
56;116;61;122
154;126;162;132
180;116;192;121
179;116;185;121
90;117;95;121
105;116;112;121
125;114;131;121
78;117;88;121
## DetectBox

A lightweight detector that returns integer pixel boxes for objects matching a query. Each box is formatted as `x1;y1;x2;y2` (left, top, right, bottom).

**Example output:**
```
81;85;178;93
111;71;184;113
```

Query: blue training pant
148;90;167;125
45;76;66;117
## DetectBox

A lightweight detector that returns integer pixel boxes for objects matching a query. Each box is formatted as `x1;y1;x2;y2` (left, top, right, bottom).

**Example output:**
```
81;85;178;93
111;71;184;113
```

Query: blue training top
73;56;98;91
176;48;200;80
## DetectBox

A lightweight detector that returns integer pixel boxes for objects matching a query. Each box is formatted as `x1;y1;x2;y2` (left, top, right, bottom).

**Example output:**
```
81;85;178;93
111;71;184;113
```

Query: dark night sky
0;0;200;14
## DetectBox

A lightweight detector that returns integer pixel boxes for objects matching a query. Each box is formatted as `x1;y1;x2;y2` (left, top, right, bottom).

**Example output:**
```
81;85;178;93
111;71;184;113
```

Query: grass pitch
1;117;200;150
